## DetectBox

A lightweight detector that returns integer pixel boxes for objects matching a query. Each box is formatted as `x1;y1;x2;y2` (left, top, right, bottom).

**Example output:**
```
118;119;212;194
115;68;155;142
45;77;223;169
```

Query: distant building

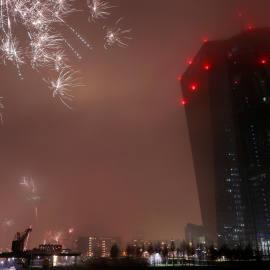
77;236;122;257
76;237;89;256
99;237;122;257
131;231;145;248
39;244;62;252
143;239;181;250
181;28;270;249
185;223;205;246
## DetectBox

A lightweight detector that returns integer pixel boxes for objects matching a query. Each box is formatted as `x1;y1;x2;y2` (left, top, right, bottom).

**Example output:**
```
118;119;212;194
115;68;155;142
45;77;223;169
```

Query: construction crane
11;226;32;252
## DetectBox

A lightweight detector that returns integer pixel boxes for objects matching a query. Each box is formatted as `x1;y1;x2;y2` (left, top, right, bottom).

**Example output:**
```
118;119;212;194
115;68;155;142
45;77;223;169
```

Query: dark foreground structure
46;258;270;270
0;227;81;269
181;28;270;249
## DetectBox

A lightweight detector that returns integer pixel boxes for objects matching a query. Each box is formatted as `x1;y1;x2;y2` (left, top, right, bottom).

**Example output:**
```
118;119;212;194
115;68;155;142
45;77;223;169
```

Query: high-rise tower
181;28;270;249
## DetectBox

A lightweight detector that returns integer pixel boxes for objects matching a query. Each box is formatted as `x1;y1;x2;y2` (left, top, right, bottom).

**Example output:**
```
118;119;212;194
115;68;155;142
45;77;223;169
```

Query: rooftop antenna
238;12;244;32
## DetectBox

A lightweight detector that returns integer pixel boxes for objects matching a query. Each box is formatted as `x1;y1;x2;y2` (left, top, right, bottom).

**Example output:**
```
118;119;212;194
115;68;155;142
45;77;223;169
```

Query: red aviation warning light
188;60;193;65
261;59;267;64
178;76;182;81
181;99;186;105
203;38;208;43
190;84;197;91
204;65;210;70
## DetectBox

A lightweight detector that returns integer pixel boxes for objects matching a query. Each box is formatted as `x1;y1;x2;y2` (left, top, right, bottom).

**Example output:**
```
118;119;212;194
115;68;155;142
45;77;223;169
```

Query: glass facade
181;28;270;249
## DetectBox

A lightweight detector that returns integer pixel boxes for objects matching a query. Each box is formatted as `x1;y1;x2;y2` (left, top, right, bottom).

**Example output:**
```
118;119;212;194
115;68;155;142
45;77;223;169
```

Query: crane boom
11;226;32;252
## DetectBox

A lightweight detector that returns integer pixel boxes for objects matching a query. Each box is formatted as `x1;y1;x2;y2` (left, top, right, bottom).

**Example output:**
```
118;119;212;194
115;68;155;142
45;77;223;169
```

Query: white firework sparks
104;18;131;49
0;0;76;82
20;176;37;194
28;30;63;70
0;0;131;110
44;68;82;109
0;36;24;65
2;217;14;230
54;50;69;71
87;0;114;22
53;230;64;244
20;176;40;222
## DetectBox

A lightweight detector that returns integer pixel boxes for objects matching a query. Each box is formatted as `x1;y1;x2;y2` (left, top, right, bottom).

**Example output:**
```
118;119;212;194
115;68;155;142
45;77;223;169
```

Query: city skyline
1;0;270;249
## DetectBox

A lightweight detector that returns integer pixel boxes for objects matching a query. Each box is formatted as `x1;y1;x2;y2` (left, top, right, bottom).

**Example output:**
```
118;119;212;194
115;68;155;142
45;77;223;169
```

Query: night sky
1;0;270;249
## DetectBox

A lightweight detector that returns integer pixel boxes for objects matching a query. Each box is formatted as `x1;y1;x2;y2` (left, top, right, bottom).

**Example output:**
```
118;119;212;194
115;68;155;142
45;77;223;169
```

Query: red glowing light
204;65;210;70
181;100;186;105
238;12;242;17
188;60;193;65
178;76;182;81
234;81;238;84
261;59;267;64
203;38;207;43
190;84;197;90
248;26;253;30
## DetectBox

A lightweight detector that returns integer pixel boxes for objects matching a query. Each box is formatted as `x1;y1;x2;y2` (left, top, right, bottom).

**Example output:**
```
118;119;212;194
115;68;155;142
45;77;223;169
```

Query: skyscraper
181;28;270;249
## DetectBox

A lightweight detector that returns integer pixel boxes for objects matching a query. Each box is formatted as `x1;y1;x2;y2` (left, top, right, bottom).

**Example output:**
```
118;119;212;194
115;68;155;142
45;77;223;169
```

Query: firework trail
0;0;131;110
20;176;37;193
104;18;131;49
0;97;3;124
2;217;14;231
20;176;40;222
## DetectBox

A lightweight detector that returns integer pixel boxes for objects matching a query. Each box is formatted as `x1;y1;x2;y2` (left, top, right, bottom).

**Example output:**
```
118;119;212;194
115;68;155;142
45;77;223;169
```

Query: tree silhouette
190;243;195;266
233;244;243;261
255;246;262;262
110;244;119;260
147;243;154;256
176;247;180;265
135;246;142;258
155;241;161;254
186;244;191;265
243;244;253;261
126;244;134;258
218;244;233;261
162;245;169;265
170;240;175;266
180;240;188;266
207;242;218;265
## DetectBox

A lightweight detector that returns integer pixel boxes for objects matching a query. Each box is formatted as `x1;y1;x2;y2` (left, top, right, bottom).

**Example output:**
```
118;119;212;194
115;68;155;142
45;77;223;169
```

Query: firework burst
44;68;82;109
104;18;131;49
53;230;64;244
87;0;114;22
2;217;15;231
20;176;37;193
0;36;24;65
0;0;131;114
20;176;40;222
